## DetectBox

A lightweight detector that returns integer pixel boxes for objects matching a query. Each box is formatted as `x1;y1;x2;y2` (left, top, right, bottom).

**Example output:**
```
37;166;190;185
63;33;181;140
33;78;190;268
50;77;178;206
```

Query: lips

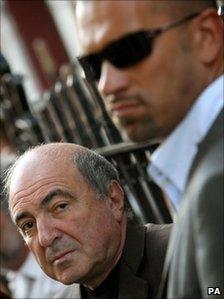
110;102;143;117
51;250;76;264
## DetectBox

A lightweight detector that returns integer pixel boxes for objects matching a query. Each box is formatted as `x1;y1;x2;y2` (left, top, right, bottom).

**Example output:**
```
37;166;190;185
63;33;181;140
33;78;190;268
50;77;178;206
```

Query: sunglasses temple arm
155;11;200;35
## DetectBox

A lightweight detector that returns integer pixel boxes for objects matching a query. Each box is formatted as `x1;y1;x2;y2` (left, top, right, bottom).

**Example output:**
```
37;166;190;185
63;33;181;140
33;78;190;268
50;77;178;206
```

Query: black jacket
54;223;171;299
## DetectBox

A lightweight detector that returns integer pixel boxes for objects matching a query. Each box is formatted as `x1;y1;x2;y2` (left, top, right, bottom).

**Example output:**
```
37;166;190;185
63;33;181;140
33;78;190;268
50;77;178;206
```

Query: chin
56;268;88;286
125;128;151;143
61;278;75;285
129;122;162;143
119;121;150;142
56;274;76;285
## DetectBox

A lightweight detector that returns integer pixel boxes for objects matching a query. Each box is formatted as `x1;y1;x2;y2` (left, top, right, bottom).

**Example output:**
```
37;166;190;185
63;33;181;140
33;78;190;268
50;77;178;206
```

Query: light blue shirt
147;75;224;210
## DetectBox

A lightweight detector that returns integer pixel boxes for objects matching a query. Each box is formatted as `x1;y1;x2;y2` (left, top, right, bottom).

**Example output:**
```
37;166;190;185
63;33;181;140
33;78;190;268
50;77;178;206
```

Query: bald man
5;143;171;299
74;1;223;298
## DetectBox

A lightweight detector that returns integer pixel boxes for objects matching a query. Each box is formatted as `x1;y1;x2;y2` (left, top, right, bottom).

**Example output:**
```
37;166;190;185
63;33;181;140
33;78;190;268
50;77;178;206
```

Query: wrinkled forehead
75;0;167;55
8;151;79;210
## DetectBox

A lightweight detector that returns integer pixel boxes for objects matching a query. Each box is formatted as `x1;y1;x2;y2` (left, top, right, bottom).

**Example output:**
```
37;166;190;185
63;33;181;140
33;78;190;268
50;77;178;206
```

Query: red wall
7;0;70;90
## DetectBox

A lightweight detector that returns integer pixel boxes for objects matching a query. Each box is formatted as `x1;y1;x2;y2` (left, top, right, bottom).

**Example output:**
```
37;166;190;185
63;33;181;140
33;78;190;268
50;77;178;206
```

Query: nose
98;61;131;97
37;216;61;248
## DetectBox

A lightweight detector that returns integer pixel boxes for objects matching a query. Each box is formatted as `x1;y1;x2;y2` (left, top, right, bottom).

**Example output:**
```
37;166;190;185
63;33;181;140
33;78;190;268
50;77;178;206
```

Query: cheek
85;215;119;255
65;218;102;249
68;210;115;253
133;55;184;112
131;38;184;95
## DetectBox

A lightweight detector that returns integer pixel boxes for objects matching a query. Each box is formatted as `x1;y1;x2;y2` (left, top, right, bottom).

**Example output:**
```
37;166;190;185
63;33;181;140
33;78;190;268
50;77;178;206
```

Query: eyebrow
14;211;31;226
40;189;74;208
14;189;74;225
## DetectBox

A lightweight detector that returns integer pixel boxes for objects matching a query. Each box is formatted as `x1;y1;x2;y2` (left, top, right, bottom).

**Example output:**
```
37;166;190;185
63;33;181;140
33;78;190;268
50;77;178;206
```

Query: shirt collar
148;75;224;207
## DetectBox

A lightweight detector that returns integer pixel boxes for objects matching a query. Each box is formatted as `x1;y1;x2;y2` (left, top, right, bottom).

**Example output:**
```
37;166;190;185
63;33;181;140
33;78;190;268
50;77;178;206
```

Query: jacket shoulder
144;223;172;256
136;224;172;299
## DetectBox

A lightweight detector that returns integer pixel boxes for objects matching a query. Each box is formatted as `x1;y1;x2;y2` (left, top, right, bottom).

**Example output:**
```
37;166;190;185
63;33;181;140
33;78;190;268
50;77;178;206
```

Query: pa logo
207;287;221;295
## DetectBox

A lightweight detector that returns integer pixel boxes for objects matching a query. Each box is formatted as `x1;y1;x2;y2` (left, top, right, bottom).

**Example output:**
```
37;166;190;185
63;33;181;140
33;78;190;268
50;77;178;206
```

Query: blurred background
1;0;77;99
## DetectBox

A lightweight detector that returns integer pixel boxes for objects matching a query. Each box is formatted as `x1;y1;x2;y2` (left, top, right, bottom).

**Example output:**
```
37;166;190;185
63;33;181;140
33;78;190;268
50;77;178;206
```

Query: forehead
75;0;169;55
9;152;84;214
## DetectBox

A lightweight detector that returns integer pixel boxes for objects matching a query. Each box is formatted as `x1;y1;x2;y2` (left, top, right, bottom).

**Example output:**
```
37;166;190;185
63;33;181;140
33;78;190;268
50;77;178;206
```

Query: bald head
75;0;217;21
5;143;80;202
146;0;217;17
5;143;119;213
75;0;218;52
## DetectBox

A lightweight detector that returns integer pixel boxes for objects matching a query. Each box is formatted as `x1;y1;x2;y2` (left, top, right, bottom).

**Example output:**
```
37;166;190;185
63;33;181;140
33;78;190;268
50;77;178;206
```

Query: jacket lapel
156;230;175;299
119;225;149;299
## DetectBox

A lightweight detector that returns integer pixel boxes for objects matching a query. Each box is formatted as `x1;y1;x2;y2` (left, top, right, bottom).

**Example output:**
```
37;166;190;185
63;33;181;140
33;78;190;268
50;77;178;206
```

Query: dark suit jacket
53;223;171;299
160;111;224;299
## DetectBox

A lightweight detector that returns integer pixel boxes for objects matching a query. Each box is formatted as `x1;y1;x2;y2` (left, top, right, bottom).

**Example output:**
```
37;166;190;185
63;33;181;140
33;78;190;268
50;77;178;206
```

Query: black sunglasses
77;12;200;81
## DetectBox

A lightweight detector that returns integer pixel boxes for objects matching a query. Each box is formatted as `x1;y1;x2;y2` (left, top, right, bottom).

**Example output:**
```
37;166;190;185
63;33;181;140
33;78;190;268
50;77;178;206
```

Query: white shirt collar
148;75;224;209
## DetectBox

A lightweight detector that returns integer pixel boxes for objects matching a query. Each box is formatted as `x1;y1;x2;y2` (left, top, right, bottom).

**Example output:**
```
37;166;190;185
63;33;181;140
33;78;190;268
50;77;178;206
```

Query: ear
107;180;124;221
192;9;223;65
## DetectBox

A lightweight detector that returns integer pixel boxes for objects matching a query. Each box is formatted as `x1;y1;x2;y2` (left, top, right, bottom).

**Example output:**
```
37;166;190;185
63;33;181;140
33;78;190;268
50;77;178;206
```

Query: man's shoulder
183;121;223;218
189;133;223;194
144;223;172;234
189;109;223;181
126;223;172;250
122;223;171;267
125;223;172;269
144;223;172;255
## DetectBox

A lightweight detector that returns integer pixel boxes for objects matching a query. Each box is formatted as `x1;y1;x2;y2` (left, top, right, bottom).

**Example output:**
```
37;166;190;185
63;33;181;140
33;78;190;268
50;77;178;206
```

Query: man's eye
55;203;68;211
21;221;34;234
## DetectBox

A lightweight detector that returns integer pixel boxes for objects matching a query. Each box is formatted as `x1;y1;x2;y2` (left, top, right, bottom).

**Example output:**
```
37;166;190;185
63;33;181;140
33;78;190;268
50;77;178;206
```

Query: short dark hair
74;149;120;198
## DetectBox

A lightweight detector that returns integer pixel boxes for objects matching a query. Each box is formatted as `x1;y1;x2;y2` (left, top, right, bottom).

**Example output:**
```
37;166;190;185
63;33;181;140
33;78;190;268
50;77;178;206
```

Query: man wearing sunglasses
75;1;223;298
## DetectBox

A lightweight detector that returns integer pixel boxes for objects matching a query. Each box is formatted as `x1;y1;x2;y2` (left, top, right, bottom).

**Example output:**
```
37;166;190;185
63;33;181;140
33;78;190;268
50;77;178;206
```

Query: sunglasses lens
77;31;153;81
105;31;153;68
78;55;101;81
